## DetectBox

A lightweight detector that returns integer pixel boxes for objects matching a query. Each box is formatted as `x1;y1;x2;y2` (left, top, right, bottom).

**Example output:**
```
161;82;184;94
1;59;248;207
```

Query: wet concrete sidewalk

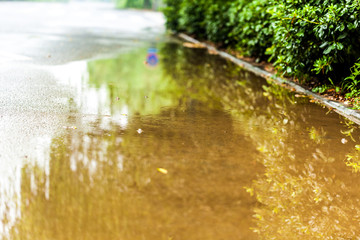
0;2;165;173
0;2;165;64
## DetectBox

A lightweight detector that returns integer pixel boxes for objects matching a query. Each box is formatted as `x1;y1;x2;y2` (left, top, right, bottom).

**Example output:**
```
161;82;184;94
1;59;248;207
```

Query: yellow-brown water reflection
11;108;261;240
160;43;360;239
5;42;360;239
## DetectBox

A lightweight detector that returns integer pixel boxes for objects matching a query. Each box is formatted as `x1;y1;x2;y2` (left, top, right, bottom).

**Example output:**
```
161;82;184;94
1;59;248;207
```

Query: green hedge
162;0;360;94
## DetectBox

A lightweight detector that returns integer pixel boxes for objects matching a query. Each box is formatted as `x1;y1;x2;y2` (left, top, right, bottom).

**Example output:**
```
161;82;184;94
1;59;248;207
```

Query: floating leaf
157;168;168;174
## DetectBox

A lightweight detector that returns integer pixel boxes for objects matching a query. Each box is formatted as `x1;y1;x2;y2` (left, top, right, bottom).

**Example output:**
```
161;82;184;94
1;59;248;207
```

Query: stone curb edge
178;33;360;125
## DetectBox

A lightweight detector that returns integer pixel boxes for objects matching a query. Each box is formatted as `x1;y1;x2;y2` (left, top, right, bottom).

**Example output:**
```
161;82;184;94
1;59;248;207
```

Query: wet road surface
0;2;165;237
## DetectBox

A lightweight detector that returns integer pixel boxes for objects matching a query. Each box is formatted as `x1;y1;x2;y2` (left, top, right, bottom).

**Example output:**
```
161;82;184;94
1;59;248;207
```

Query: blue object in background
146;48;159;67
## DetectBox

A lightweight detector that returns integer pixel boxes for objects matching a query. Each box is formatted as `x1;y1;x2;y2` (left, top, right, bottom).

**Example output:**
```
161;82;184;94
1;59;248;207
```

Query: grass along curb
178;33;360;126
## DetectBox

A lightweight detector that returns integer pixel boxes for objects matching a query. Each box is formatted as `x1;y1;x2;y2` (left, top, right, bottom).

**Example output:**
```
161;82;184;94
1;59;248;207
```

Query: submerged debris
182;42;206;49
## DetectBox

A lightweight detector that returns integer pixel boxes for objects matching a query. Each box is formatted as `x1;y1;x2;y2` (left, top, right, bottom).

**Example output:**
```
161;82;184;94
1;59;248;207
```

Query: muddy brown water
3;40;360;239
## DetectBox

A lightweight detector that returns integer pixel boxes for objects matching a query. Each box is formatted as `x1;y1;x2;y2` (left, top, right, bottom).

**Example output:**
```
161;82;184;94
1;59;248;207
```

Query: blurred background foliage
116;0;163;10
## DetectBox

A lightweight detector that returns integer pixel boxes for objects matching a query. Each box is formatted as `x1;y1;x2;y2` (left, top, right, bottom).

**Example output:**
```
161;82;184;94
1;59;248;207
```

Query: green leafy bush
162;0;360;91
203;0;236;45
229;0;273;60
178;0;209;38
343;59;360;98
268;0;360;82
162;0;182;31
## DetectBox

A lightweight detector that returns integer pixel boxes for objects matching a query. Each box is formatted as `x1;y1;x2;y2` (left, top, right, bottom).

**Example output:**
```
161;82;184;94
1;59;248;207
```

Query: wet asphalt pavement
0;2;165;181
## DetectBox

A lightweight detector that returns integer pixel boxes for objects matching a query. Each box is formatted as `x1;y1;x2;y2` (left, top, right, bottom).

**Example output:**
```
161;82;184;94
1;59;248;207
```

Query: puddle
2;40;360;239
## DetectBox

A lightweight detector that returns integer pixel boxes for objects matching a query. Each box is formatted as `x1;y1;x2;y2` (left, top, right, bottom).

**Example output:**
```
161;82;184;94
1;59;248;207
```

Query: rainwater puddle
3;40;360;239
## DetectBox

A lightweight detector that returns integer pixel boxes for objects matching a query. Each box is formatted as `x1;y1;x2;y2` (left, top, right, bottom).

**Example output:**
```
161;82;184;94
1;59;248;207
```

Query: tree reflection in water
7;44;261;240
161;43;360;239
5;42;360;239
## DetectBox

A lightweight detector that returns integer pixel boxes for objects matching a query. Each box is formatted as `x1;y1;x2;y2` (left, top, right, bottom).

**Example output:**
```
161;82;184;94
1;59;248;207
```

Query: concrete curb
178;33;360;125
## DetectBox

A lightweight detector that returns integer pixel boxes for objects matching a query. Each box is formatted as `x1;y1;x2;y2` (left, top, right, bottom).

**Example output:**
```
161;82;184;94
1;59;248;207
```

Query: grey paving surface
0;2;165;183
